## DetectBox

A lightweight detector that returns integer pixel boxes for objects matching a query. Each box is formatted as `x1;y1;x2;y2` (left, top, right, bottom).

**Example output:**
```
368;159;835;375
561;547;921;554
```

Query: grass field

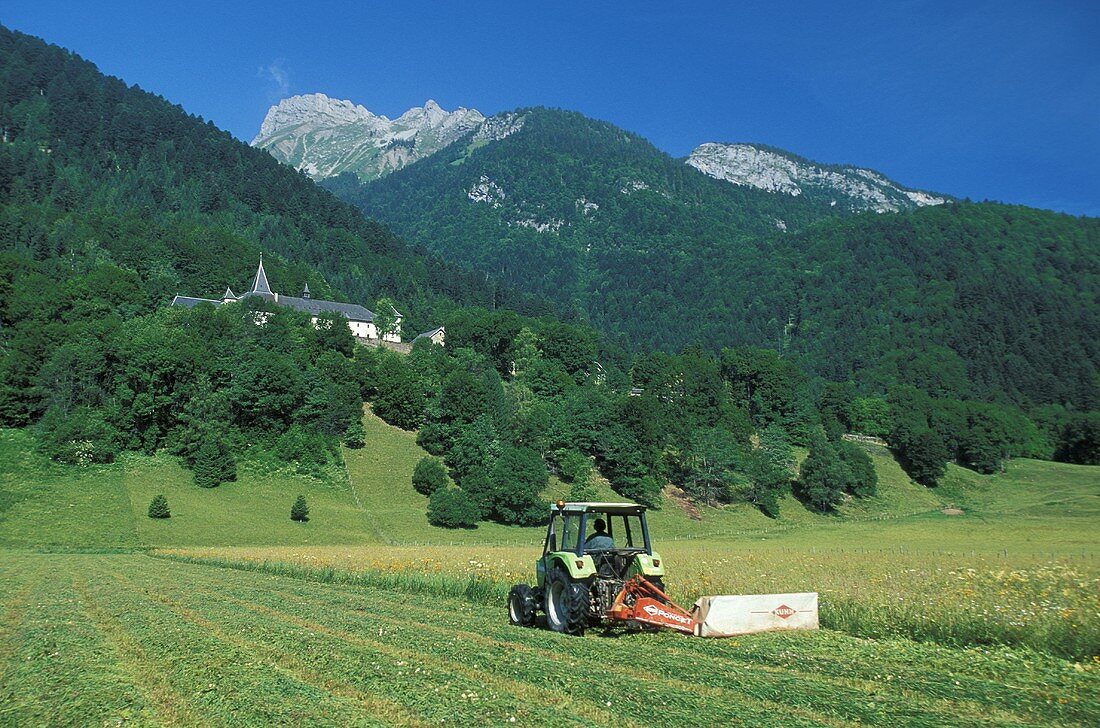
1;552;1097;727
2;411;1099;725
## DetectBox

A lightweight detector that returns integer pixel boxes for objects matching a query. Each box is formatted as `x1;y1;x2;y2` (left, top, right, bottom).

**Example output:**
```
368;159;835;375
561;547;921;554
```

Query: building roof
169;255;391;326
171;295;223;309
251;256;272;295
277;294;376;322
414;326;445;342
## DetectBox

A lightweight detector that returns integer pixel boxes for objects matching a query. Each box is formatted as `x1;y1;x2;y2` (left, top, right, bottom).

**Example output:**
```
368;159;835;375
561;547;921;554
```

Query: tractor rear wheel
508;584;537;627
544;567;590;636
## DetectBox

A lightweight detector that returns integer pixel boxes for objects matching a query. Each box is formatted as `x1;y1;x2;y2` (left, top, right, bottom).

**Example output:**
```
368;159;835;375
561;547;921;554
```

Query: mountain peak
252;94;485;180
253;93;382;142
687;142;945;213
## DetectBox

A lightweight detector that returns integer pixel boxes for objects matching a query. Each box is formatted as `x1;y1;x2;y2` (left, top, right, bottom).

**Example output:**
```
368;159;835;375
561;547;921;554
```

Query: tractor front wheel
544;567;590;636
508;584;537;627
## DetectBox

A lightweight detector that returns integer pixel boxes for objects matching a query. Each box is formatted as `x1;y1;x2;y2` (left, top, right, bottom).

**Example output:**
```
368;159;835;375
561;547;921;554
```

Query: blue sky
5;1;1098;215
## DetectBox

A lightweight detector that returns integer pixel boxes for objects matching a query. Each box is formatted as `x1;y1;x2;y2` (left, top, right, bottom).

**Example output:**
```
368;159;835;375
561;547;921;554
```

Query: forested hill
327;108;1099;410
324;107;847;317
774;203;1099;409
0;25;547;334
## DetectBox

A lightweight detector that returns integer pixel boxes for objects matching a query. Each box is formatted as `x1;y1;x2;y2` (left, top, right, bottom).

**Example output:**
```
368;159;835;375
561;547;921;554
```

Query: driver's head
593;518;607;533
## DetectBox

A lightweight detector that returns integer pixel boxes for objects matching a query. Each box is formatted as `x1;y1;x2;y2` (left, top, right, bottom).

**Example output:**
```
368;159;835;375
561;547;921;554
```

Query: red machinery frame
607;576;698;635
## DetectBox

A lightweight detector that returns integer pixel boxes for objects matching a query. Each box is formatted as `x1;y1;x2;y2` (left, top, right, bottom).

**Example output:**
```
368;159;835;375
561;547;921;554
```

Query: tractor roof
553;502;647;515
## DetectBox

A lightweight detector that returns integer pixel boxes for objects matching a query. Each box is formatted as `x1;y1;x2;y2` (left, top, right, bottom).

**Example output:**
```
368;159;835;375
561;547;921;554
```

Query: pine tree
147;494;170;519
290;495;310;522
192;436;236;488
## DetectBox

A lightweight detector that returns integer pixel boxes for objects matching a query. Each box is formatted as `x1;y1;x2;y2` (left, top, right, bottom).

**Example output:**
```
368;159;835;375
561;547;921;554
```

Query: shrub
899;427;951;486
742;423;795;516
415;421;451;455
1055;412;1100;465
744;451;787;518
38;406;122;464
372;355;426;430
412;457;448;496
617;475;663;510
568;479;599;503
556;449;592;485
837;440;877;497
290;494;310;522
794;439;848;512
147;494;170;519
484;447;547;525
343;419;366;449
427;487;479;529
192;436;236;488
276;425;332;472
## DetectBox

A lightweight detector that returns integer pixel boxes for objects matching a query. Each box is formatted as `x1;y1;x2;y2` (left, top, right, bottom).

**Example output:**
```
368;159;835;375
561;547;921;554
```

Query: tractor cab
539;502;656;582
527;502;666;633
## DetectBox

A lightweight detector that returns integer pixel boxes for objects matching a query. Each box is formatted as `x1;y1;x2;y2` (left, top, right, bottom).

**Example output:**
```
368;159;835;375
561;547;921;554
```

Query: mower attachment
608;576;699;635
691;592;819;637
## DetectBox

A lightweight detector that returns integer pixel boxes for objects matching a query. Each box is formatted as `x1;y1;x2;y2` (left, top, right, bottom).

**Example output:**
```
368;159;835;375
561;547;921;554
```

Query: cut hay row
3;553;1097;727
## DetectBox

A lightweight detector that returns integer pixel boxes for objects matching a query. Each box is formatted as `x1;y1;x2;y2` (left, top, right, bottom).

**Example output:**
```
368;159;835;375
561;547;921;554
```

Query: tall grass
158;546;1100;661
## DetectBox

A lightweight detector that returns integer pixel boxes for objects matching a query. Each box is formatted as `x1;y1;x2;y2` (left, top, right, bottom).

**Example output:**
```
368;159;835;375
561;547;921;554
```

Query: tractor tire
508;584;537;627
544;566;590;636
648;576;667;600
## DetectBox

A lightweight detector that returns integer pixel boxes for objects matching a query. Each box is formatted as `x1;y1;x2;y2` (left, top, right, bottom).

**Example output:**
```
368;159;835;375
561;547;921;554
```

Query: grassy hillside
0;428;379;549
0;430;138;549
3;412;1097;552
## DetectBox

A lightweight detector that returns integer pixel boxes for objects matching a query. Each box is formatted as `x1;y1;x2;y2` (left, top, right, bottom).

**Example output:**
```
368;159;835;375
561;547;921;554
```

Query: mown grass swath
3;551;1096;727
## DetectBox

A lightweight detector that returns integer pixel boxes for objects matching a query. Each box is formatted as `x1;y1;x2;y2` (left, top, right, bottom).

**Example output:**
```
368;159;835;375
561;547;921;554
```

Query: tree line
346;307;1095;528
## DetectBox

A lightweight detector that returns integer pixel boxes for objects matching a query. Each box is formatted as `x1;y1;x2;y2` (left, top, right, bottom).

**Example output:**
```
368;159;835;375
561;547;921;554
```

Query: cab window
614;514;646;549
543;514;559;554
560;515;581;553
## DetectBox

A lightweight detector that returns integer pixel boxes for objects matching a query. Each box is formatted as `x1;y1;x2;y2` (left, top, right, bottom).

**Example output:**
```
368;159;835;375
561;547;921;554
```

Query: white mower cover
692;592;819;637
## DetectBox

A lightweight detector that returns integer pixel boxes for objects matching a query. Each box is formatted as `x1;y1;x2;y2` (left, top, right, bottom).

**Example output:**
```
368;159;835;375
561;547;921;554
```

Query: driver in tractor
584;518;615;551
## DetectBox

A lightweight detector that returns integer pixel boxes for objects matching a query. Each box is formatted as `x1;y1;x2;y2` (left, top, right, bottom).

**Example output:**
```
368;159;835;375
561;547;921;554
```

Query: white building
413;326;446;347
171;256;402;342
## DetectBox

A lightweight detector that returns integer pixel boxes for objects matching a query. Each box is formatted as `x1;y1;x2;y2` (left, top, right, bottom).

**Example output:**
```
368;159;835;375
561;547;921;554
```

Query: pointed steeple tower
252;254;272;295
244;254;276;301
301;281;311;299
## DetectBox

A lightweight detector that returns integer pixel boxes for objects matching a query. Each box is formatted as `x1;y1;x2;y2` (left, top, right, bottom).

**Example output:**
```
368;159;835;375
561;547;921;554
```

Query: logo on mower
773;604;796;619
642;602;693;625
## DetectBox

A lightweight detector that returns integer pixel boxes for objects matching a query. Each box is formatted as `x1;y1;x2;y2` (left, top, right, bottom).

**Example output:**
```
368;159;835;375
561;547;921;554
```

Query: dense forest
0;26;1096;531
0;26;552;335
330;108;1100;412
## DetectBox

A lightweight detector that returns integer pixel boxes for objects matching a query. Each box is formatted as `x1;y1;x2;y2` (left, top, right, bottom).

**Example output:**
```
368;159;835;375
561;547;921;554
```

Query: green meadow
1;413;1098;725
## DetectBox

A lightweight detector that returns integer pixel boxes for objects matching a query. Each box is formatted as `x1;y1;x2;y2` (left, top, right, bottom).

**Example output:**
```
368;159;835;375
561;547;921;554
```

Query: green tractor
507;501;685;636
